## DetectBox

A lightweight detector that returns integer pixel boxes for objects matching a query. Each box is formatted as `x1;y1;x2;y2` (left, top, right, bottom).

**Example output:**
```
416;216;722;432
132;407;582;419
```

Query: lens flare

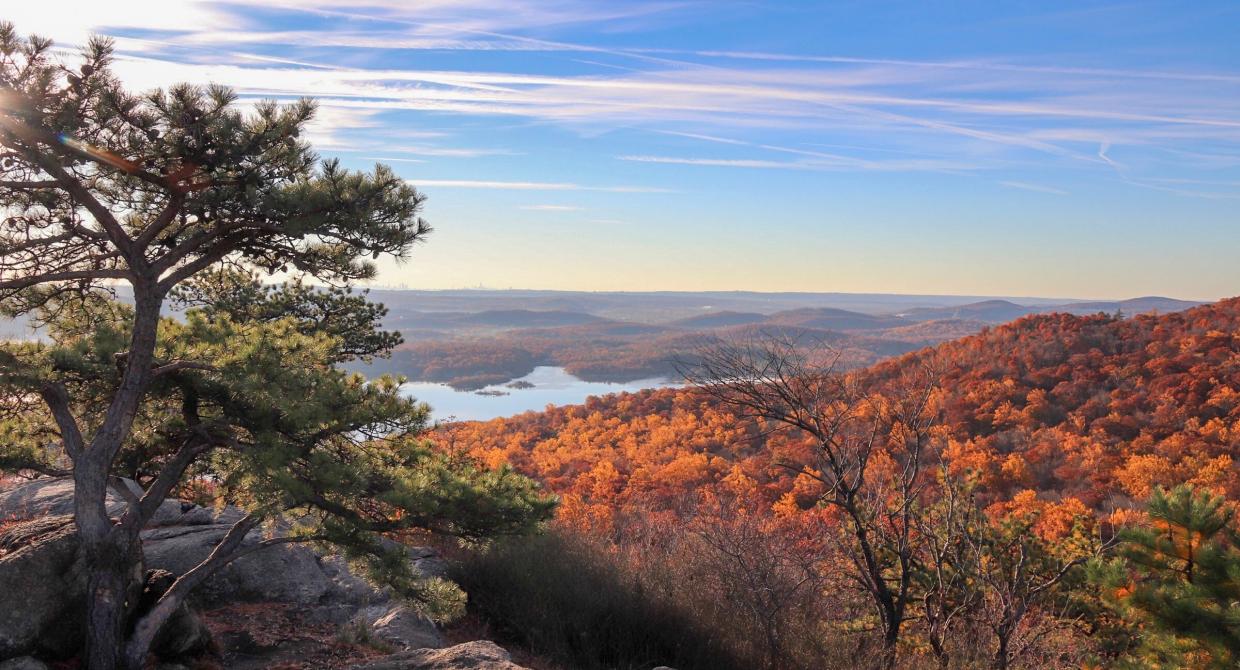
57;132;141;173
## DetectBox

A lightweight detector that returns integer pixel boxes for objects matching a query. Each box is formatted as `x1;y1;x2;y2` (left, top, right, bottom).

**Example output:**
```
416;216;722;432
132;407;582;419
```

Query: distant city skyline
9;1;1240;300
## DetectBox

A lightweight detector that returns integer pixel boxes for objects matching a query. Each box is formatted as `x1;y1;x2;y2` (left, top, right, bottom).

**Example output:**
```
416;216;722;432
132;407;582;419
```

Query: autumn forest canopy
442;298;1240;668
2;14;1240;670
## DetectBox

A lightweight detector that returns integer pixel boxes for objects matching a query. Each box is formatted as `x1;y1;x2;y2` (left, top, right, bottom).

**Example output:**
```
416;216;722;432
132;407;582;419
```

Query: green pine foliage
1;277;555;613
1091;485;1240;668
0;21;554;665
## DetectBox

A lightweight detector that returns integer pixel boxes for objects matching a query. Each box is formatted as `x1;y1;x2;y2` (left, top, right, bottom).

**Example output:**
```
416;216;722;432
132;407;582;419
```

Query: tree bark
77;283;165;669
82;531;142;670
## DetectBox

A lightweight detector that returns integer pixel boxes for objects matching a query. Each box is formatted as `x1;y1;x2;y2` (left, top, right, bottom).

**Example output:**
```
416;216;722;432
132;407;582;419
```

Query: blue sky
10;1;1240;299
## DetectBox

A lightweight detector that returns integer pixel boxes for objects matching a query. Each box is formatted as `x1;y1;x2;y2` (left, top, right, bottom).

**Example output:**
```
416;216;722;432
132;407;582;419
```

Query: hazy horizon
359;286;1219;304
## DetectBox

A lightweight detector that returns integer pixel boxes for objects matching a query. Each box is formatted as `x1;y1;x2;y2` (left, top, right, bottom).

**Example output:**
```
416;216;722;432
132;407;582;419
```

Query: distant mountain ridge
663;296;1204;335
898;299;1032;323
765;307;910;331
669;311;769;329
895;296;1202;324
1060;296;1202;315
452;309;607;328
4;290;1211;392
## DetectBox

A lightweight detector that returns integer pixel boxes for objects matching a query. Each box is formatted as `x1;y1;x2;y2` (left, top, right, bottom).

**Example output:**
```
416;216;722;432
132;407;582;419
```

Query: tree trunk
122;582;184;670
78;283;165;669
82;532;142;670
927;625;950;670
992;638;1009;670
878;620;900;670
845;501;902;668
991;622;1012;670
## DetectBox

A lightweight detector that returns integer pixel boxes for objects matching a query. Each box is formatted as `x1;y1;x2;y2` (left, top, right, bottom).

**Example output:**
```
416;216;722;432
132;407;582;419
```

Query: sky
7;1;1240;300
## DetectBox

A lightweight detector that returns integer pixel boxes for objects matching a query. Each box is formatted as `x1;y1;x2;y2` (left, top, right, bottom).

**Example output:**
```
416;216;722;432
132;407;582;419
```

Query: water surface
401;366;675;422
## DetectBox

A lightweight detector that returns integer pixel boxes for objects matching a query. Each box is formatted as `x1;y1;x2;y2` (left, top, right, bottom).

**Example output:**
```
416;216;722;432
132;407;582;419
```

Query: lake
401;366;676;422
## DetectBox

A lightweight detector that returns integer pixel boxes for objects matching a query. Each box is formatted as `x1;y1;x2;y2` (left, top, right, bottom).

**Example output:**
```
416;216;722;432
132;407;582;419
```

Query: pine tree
0;24;554;668
1092;485;1240;668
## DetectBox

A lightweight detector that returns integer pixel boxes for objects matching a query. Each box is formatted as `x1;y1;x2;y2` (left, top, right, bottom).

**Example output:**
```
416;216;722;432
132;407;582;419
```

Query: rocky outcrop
0;658;50;670
351;604;446;651
350;641;530;670
141;523;354;606
0;514;209;660
0;477;454;660
0;516;88;658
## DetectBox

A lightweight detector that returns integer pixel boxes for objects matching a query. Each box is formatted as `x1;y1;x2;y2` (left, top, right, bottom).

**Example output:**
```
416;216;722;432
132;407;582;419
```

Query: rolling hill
669;311;769;329
447;295;1240;517
356;293;1209;389
899;299;1034;323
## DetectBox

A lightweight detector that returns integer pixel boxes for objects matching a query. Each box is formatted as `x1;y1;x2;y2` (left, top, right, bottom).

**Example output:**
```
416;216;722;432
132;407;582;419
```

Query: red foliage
440;299;1240;532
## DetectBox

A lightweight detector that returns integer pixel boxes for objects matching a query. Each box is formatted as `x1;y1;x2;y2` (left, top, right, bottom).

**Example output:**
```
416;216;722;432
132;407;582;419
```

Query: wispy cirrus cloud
363;146;517;158
519;204;583;211
619;155;810;169
11;0;1240;297
230;0;691;34
103;53;1240;141
11;0;1240;199
619;153;981;173
646;49;1240;86
999;181;1069;195
407;179;672;193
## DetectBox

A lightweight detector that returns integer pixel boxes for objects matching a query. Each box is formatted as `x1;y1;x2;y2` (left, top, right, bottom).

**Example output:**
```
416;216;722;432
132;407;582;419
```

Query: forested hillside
441;298;1240;669
447;298;1240;525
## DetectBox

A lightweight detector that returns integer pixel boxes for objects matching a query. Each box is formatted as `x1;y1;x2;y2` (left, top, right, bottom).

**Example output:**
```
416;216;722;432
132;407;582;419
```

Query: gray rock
410;549;451;582
139;523;449;614
0;517;87;658
1;478;442;609
350;641;529;670
0;516;211;660
0;478;82;519
0;657;50;670
0;477;227;528
142;524;335;605
352;603;446;651
0;478;454;660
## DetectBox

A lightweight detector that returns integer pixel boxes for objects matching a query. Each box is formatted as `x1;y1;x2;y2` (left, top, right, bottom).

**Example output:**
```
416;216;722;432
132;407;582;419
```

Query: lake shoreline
401;365;676;422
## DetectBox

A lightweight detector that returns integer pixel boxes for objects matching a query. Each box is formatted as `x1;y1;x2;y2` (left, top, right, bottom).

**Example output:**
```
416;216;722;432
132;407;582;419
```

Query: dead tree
680;332;941;664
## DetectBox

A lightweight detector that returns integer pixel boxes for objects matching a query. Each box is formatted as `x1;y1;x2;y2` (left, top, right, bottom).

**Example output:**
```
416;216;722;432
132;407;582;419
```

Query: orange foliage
437;299;1240;542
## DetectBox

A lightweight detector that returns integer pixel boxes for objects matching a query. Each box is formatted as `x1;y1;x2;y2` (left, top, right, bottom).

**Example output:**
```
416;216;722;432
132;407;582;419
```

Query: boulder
351;603;445;651
0;478;77;518
0;516;90;659
0;478;224;528
142;524;337;606
0;658;50;670
143;570;214;658
0;478;444;609
0;516;210;660
409;547;451;581
0;477;452;661
350;641;529;670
